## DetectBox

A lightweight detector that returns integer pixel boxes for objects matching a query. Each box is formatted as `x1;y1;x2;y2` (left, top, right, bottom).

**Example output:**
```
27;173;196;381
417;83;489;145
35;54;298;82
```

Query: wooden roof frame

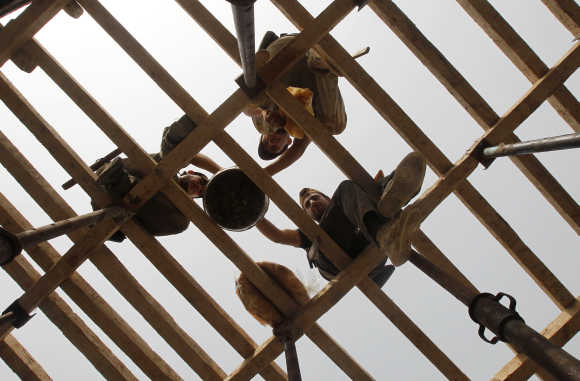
0;0;577;380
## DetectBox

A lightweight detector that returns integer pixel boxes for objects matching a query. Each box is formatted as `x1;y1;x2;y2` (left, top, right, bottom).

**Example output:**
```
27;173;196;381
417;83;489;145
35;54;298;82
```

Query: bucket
203;167;269;231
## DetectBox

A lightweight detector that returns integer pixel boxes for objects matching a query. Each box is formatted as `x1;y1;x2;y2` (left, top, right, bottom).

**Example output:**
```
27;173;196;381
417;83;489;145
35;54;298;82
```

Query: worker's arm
264;137;311;176
190;153;222;174
256;218;302;248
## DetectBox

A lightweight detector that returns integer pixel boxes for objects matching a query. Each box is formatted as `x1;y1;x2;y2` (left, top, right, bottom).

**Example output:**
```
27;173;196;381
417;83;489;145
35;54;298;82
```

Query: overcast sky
0;0;578;380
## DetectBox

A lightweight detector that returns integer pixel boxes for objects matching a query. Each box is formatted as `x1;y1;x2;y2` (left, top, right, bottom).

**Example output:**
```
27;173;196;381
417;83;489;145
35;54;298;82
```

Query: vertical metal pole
227;0;257;88
16;207;126;248
282;336;302;381
408;251;580;380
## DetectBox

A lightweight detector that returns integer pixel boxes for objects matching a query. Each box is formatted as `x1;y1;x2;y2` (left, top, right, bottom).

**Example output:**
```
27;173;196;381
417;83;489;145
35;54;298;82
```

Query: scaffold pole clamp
1;300;35;329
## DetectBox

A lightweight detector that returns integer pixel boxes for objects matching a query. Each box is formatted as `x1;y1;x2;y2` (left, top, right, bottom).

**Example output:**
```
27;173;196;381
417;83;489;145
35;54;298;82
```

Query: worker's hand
374;170;385;182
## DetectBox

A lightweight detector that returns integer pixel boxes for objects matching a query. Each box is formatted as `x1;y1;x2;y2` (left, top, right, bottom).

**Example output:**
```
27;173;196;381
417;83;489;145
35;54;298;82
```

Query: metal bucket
203;167;269;231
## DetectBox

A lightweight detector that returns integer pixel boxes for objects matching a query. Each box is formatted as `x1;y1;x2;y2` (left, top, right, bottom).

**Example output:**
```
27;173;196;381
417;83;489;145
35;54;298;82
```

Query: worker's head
178;171;209;198
299;188;331;222
244;100;292;160
258;129;292;160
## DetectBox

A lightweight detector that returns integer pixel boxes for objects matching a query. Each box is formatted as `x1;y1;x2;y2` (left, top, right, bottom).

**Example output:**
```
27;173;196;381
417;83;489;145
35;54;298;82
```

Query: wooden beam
0;189;180;381
209;131;468;380
0;251;137;381
121;221;289;381
14;34;287;381
0;219;124;342
368;0;580;234
493;297;580;380
0;335;52;381
226;244;389;381
0;74;225;380
16;4;370;378
0;0;67;66
269;0;577;311
540;0;580;37
456;0;580;132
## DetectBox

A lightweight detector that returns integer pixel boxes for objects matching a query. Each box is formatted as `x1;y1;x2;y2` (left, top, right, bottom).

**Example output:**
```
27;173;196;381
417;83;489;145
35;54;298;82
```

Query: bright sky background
0;0;578;380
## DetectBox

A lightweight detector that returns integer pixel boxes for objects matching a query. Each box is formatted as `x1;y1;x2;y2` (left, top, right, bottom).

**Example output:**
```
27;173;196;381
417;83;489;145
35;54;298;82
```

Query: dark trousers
311;176;393;283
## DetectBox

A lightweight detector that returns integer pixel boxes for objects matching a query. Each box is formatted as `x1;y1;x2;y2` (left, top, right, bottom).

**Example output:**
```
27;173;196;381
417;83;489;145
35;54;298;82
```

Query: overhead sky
0;0;578;380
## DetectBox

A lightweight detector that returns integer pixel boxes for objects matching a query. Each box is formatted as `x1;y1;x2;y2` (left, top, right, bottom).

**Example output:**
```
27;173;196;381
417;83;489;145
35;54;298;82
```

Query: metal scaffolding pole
226;0;257;88
0;206;126;265
483;132;580;158
408;250;580;381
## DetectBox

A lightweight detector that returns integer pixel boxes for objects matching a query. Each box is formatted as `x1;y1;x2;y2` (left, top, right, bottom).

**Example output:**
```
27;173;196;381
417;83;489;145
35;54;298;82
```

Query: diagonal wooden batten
121;221;288;381
0;74;226;380
15;4;371;378
369;0;580;234
210;131;468;380
59;0;375;375
0;189;181;381
0;218;123;341
493;297;580;380
456;0;580;132
75;0;356;211
176;1;468;378
160;182;375;381
270;0;577;311
0;334;52;381
226;244;389;381
18;32;283;381
0;0;67;67
406;41;580;236
541;0;580;37
0;246;138;381
76;0;207;124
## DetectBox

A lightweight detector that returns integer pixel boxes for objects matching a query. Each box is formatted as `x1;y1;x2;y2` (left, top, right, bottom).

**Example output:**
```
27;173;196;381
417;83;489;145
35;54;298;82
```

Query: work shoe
376;208;419;266
378;152;426;219
370;265;395;288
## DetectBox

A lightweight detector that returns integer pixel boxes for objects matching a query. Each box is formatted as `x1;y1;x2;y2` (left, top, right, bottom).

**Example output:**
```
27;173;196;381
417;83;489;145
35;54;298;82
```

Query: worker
256;152;427;286
244;31;347;176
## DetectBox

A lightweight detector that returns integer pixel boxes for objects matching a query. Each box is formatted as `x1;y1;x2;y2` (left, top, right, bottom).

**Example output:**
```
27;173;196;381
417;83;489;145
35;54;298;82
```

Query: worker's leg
160;115;197;158
312;71;347;135
378;152;426;219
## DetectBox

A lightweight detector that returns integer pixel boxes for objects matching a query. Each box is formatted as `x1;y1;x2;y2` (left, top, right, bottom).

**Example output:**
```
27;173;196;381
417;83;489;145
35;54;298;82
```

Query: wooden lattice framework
0;0;578;380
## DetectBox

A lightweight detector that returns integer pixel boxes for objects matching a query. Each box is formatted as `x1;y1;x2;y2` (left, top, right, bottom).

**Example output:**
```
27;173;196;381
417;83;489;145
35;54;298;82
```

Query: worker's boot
378;152;426;219
376;207;419;266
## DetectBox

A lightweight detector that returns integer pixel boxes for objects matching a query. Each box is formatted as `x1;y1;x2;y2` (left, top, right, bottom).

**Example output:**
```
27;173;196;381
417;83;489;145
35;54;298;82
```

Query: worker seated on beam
256;153;426;287
243;31;347;176
91;115;223;242
92;153;209;242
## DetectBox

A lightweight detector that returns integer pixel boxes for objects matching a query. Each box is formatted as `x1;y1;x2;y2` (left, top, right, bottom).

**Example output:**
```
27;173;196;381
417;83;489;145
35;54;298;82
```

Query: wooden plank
456;0;580;132
176;1;468;378
0;0;67;66
0;335;52;381
0;218;122;341
19;35;287;381
226;241;390;380
541;0;580;37
121;221;289;381
210;131;467;380
269;0;577;310
1;251;138;381
0;188;180;381
78;0;356;210
0;73;225;380
161;179;375;381
19;7;368;379
481;42;579;146
369;0;580;234
493;297;580;380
